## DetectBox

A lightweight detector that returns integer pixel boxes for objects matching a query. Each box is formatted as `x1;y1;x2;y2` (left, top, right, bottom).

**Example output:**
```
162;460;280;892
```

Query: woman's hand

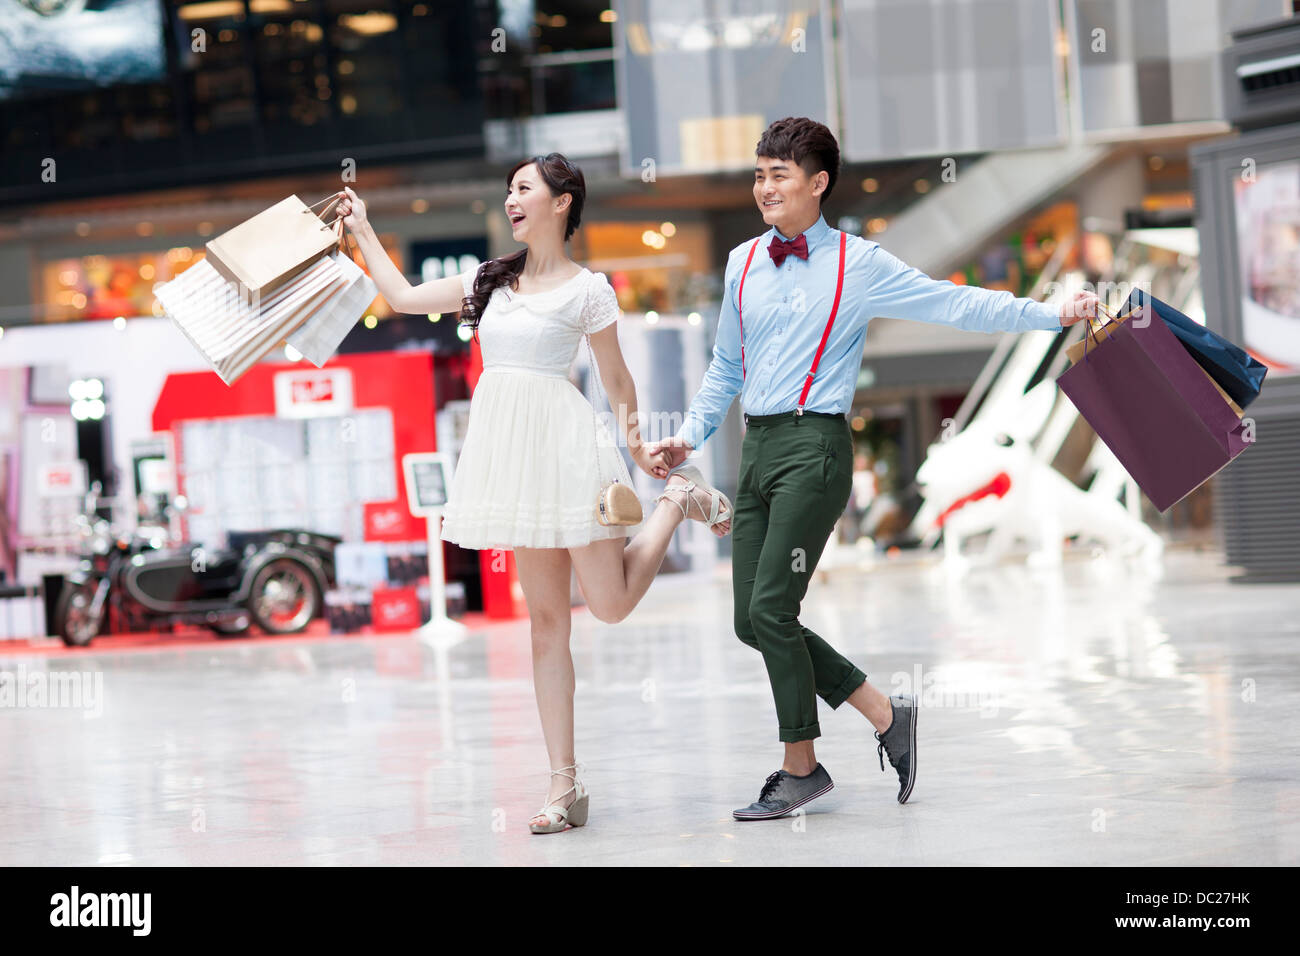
642;436;693;479
631;444;670;478
334;186;368;232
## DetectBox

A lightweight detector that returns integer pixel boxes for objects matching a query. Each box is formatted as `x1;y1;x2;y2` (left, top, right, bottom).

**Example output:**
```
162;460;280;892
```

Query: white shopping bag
155;255;348;385
285;251;379;367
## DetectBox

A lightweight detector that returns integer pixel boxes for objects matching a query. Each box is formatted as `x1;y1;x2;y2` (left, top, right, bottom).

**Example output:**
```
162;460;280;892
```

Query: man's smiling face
754;155;827;235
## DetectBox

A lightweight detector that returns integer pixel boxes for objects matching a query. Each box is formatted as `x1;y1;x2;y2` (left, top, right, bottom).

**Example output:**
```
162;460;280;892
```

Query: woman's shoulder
552;266;604;320
580;268;620;332
580;267;616;300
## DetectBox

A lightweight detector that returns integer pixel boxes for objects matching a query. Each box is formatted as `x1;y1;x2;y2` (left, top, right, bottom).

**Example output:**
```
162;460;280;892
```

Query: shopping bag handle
304;193;345;229
303;194;359;265
1096;302;1139;323
329;216;359;265
1082;302;1139;363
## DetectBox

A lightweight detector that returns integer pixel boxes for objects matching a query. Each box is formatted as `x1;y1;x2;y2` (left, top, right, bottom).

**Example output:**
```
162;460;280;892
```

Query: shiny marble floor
1;546;1297;866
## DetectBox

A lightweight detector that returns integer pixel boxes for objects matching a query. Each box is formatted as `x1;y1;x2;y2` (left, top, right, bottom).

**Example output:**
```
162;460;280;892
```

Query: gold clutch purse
584;308;643;527
597;480;643;526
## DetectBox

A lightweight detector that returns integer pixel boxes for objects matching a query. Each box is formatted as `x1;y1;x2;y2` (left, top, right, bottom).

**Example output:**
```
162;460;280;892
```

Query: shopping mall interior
0;0;1297;872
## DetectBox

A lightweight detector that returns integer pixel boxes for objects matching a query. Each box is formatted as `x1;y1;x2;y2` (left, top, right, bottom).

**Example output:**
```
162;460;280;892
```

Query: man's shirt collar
771;213;832;255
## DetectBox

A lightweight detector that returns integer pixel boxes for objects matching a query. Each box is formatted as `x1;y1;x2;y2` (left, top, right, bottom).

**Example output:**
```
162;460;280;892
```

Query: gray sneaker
732;764;834;820
875;694;917;803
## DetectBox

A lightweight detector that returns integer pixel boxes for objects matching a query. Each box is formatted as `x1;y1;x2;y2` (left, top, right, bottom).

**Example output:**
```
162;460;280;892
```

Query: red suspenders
737;230;847;415
737;239;761;380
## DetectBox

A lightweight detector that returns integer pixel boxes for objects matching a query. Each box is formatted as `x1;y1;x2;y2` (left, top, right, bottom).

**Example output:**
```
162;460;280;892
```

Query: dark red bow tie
768;233;808;267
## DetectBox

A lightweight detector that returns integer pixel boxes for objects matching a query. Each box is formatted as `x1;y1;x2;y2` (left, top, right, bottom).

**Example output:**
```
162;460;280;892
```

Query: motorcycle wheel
248;558;320;635
55;582;101;647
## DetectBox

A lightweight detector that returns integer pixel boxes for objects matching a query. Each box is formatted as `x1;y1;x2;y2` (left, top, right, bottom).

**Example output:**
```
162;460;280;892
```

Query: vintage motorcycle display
54;484;340;647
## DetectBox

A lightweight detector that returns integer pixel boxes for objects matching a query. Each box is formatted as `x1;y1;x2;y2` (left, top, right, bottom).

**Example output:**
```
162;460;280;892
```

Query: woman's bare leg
569;474;729;623
513;546;581;821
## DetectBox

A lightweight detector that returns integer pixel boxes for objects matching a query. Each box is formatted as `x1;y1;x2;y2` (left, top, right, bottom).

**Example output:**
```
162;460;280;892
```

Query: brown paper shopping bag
204;194;343;298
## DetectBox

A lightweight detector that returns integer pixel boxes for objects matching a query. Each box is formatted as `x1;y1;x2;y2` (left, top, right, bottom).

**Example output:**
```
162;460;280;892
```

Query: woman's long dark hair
459;153;586;337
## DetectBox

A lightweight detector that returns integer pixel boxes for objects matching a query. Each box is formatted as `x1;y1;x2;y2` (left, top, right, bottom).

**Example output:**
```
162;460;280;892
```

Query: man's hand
1058;291;1100;328
643;436;694;479
631;444;672;478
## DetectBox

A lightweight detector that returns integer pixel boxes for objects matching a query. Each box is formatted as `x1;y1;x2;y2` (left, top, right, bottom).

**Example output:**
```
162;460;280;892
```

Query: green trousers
732;411;868;742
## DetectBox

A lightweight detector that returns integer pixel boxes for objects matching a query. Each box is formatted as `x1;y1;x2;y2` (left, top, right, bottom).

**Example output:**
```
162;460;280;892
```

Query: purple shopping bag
1056;303;1253;512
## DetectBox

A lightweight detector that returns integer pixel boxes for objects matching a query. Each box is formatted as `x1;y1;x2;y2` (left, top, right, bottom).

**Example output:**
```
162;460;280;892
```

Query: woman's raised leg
568;474;729;624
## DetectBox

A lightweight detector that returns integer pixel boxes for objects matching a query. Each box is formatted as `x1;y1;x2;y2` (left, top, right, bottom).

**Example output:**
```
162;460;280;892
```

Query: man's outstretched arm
862;243;1095;332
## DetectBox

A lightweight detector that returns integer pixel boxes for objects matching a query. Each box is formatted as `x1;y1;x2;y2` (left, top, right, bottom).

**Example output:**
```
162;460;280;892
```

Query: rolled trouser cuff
778;721;822;743
824;668;868;710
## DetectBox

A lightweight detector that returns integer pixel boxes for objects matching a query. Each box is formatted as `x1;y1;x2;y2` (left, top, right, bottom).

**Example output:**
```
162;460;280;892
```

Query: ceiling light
340;12;397;35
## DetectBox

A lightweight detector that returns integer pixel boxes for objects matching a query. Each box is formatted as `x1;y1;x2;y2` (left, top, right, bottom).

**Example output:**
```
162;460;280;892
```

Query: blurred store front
3;0;1298;639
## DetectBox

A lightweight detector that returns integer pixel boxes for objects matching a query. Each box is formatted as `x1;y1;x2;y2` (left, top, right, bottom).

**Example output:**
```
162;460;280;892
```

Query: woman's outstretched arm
335;187;468;316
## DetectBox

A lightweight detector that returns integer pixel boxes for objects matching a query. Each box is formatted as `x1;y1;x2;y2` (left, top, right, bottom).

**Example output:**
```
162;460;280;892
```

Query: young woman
334;153;733;833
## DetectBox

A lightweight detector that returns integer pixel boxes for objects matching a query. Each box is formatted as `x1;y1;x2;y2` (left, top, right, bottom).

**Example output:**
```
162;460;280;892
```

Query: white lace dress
439;265;642;550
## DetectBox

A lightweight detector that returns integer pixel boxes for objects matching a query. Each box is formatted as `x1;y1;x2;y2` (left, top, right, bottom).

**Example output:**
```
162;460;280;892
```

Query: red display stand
152;351;438;582
479;549;526;620
153;354;438;527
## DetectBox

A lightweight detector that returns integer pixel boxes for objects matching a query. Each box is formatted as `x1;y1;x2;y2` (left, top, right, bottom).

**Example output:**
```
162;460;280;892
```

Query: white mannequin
915;382;1164;572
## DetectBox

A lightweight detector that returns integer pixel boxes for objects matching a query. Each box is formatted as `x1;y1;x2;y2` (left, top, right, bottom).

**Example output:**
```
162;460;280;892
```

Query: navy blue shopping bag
1120;288;1268;409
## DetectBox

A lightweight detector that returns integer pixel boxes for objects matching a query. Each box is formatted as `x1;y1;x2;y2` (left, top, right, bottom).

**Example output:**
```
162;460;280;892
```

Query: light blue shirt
677;213;1063;450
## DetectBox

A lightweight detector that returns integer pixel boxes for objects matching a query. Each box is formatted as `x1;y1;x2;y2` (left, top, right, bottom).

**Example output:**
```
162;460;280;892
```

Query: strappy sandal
529;763;590;834
654;464;733;535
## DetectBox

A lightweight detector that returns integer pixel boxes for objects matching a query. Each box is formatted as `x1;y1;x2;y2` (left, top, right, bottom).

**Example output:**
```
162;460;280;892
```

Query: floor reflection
0;548;1295;865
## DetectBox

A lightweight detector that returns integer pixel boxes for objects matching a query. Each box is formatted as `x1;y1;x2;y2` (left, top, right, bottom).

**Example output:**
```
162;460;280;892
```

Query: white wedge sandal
655;464;733;535
529;764;590;834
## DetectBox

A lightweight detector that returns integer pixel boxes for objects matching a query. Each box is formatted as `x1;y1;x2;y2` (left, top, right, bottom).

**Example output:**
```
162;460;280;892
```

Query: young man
647;116;1095;819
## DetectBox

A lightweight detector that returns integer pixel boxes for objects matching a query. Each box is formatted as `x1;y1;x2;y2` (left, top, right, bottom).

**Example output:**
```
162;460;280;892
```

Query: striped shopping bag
154;253;349;385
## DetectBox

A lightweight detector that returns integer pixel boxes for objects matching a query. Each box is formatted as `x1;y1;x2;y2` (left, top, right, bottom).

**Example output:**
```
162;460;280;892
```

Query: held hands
642;436;694;480
631;443;673;479
1058;291;1100;328
334;187;368;232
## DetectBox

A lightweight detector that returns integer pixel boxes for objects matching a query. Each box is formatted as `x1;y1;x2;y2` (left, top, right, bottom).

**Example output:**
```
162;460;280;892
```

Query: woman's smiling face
505;163;568;241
